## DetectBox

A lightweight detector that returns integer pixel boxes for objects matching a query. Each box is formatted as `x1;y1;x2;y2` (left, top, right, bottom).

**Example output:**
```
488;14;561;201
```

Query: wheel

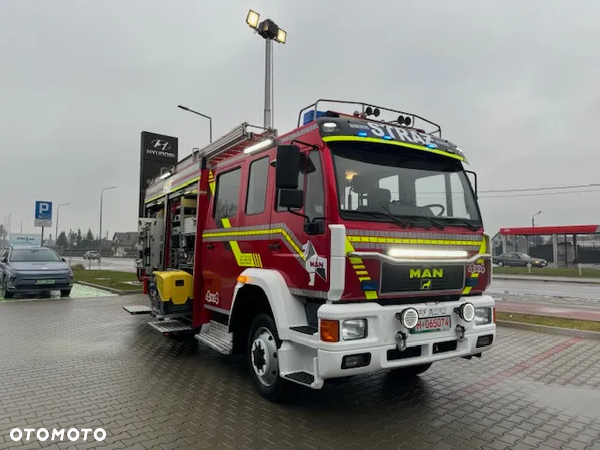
2;280;13;299
60;289;72;297
247;313;294;402
496;261;504;267
390;363;432;377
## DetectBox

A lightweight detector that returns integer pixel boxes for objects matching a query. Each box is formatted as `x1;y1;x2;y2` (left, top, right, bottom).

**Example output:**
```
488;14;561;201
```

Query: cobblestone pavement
0;294;599;450
0;283;115;302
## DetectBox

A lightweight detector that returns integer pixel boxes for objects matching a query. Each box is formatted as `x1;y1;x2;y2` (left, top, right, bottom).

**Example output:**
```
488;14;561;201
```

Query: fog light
342;319;367;340
476;335;494;348
398;308;419;329
474;307;492;325
458;303;475;322
341;353;371;369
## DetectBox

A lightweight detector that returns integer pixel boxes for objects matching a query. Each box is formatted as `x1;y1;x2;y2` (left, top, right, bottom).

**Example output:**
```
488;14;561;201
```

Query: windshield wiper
392;214;446;230
440;217;481;231
348;210;410;229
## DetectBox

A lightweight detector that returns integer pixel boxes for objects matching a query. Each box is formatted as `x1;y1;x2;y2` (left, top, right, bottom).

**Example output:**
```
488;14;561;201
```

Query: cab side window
245;156;269;215
213;167;242;221
304;151;324;222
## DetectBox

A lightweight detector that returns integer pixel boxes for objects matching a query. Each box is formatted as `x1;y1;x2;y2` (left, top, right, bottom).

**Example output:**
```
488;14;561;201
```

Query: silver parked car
0;246;73;298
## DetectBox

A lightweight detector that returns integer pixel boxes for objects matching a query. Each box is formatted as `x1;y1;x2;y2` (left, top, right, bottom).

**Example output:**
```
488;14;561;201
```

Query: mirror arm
287;208;310;222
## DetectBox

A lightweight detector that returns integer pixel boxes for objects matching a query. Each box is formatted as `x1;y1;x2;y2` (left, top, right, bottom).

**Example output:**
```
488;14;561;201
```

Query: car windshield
329;141;482;227
518;252;531;259
9;248;61;262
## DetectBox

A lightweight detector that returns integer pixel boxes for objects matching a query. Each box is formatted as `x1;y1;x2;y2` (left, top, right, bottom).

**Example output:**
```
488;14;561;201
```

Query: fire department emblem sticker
302;241;327;286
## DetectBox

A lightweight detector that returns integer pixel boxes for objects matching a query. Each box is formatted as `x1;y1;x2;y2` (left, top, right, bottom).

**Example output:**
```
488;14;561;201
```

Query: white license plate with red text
410;316;451;334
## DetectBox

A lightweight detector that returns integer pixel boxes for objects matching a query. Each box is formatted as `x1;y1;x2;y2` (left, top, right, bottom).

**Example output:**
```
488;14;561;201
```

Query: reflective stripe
345;238;378;300
462;236;488;295
322;135;466;162
220;218;263;267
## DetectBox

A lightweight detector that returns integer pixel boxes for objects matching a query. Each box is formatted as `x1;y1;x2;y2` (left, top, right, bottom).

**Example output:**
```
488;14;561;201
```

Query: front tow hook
396;331;407;352
456;325;466;342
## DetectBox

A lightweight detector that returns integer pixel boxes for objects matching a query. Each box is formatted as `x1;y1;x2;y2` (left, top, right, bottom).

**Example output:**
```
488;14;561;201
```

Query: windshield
518;253;531;259
329;141;482;226
9;248;61;262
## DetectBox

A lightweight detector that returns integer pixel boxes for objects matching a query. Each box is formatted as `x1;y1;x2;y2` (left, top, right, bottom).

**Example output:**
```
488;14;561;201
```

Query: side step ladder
195;320;233;355
123;305;152;315
148;320;194;336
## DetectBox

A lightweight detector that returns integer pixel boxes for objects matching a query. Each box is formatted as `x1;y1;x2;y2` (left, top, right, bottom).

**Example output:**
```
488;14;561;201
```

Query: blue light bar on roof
303;110;327;125
356;131;368;137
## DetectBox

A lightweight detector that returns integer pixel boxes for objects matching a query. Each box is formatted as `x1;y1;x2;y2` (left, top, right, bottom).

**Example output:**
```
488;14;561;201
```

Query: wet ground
0;294;599;449
0;282;116;302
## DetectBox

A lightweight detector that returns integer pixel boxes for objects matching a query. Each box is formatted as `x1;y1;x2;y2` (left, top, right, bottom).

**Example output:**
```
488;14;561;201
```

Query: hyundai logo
150;139;172;151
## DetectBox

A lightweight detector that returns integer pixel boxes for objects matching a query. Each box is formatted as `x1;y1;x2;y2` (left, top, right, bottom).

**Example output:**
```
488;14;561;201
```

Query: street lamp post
531;210;542;227
56;202;70;244
177;105;213;143
20;217;29;233
245;9;287;130
99;186;117;261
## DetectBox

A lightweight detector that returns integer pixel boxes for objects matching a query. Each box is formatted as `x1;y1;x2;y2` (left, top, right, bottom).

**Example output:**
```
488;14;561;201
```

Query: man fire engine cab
128;100;495;402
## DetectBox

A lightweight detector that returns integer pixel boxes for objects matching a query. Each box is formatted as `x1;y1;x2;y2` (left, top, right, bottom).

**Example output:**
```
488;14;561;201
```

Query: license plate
35;279;55;285
410;316;451;334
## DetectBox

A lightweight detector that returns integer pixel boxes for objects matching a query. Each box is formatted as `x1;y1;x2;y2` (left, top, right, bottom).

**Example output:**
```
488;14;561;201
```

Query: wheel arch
229;268;306;354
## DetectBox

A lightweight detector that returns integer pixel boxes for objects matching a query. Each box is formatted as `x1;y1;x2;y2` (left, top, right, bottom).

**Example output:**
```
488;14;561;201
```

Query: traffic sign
35;201;53;228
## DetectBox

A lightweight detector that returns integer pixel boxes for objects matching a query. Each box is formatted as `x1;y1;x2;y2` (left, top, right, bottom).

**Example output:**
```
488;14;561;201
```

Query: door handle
268;243;281;251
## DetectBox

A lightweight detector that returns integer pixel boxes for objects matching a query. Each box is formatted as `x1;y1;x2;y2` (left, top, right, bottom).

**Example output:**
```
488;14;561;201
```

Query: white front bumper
315;295;496;380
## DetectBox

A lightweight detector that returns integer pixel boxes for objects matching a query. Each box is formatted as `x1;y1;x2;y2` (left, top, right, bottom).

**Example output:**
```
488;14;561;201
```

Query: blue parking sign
35;201;53;227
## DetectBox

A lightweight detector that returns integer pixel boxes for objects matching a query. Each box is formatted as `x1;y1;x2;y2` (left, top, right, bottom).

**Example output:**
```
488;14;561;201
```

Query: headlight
341;319;368;340
474;307;492;325
399;308;419;329
458;303;475;322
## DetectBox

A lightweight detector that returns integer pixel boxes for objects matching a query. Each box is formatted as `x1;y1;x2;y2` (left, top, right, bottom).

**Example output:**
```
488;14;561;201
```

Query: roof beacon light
356;131;368;137
388;248;469;259
244;138;273;155
159;171;171;180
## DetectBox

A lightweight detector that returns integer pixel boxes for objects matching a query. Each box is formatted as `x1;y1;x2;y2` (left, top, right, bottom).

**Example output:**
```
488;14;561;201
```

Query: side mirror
278;189;304;210
275;145;301;189
61;258;66;262
0;257;6;263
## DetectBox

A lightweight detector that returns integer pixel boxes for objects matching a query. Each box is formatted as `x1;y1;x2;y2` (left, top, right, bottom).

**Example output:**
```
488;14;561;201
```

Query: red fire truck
126;100;496;401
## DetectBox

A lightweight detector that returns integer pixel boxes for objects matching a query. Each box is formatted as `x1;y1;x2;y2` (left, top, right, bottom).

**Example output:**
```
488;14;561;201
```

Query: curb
492;275;600;285
497;320;600;340
75;281;143;296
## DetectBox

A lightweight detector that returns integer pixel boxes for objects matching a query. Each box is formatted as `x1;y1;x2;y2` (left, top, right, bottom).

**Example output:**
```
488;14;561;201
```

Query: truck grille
380;264;465;294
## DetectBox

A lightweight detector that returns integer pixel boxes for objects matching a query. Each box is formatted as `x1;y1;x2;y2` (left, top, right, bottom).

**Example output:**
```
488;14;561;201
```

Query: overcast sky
1;0;599;239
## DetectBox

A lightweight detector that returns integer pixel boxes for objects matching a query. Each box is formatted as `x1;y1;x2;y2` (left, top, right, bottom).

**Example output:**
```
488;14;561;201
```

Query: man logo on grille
420;279;432;290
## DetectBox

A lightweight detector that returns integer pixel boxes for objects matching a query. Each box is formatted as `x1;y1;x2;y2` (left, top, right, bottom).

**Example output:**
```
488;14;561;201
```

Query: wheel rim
251;326;279;387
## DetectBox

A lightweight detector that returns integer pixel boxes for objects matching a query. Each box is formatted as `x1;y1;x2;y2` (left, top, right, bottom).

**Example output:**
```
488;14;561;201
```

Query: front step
194;320;233;355
148;320;193;335
284;371;315;385
123;305;152;315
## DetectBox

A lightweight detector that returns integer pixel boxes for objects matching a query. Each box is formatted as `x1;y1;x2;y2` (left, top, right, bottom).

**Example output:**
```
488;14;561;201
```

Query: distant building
112;232;138;256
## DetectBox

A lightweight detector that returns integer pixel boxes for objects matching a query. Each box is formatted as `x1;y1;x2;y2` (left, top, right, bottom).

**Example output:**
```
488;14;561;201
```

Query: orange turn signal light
237;275;250;284
492;307;497;323
320;319;339;342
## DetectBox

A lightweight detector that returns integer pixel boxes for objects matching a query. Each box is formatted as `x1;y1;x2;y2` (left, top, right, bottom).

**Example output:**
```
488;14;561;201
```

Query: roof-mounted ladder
196;123;276;166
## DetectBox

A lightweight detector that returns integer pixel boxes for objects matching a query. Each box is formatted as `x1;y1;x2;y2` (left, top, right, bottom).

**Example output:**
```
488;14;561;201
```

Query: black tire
496;261;504;267
60;289;72;297
390;363;432;378
247;313;294;402
2;280;13;299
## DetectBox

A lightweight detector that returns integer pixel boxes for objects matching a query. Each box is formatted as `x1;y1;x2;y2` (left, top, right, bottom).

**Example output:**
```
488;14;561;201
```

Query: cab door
201;165;244;314
268;149;329;296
